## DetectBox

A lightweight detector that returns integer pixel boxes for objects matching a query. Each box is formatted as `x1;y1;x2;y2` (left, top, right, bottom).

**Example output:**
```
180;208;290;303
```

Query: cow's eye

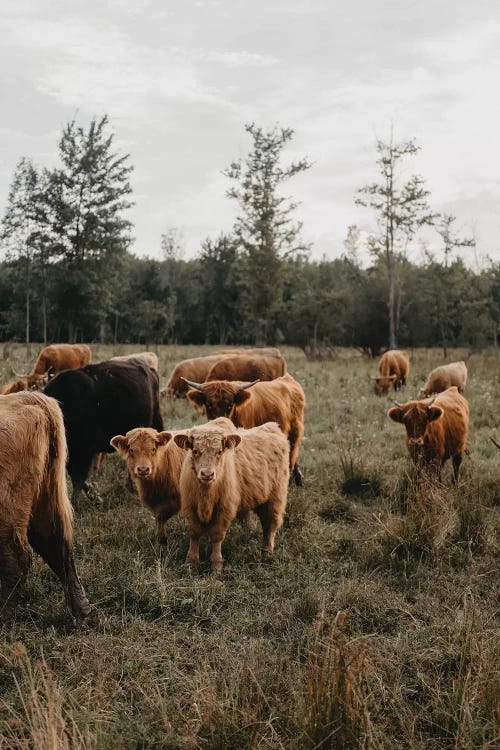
193;449;199;456
129;449;134;455
152;447;156;454
217;450;222;456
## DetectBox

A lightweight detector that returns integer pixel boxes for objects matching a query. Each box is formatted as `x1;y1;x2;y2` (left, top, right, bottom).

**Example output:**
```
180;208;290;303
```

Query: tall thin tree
356;136;435;348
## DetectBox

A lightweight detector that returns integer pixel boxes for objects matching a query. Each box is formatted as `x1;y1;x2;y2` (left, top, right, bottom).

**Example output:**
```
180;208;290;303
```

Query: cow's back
428;387;469;458
207;355;285;382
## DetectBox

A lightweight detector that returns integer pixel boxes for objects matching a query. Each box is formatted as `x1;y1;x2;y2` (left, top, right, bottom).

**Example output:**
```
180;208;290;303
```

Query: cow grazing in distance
215;347;282;358
13;343;92;390
387;386;469;481
0;378;27;395
372;350;409;395
110;427;184;542
174;419;290;571
0;391;93;623
165;354;236;398
206;354;286;383
44;359;163;507
111;352;159;371
184;373;306;485
420;361;467;397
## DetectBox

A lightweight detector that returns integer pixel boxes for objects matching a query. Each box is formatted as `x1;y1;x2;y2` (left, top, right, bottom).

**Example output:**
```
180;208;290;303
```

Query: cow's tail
41;394;74;545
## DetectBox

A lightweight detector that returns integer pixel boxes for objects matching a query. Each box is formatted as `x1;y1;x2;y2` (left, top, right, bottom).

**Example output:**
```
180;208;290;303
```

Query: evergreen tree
224;123;310;343
46;115;133;340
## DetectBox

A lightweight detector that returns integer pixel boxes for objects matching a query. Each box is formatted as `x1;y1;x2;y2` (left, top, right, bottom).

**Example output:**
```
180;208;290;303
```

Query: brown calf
184;373;305;485
174;419;290;571
373;350;409;395
420;361;467;397
0;391;92;622
14;343;92;389
388;386;469;481
111;427;184;541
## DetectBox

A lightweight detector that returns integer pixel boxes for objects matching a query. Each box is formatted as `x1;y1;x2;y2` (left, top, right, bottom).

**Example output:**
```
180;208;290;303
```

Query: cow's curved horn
11;367;28;378
390;398;403;407
426;395;436;407
490;437;500;450
181;377;204;391
236;379;260;391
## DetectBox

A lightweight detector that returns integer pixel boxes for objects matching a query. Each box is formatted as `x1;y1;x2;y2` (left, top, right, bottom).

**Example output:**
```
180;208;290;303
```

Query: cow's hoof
210;561;223;574
293;467;304;486
261;549;273;564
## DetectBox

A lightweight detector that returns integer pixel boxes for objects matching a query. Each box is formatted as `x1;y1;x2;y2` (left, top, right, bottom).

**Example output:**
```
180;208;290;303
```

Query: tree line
0;115;498;355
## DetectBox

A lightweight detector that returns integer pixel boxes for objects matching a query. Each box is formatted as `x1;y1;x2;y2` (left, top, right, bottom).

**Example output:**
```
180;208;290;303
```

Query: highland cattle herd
0;342;474;624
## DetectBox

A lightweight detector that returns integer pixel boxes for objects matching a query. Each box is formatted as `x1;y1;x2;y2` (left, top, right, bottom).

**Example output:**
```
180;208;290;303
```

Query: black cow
44;358;163;506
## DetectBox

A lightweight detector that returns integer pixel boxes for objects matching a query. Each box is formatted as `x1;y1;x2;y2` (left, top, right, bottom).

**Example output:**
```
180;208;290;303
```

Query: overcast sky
0;0;499;265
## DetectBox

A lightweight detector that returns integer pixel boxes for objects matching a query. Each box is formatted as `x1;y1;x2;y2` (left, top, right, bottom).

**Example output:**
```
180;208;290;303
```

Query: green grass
0;345;499;749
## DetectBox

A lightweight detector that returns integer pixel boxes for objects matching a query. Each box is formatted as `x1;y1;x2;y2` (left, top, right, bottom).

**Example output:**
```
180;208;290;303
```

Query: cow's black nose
136;465;151;476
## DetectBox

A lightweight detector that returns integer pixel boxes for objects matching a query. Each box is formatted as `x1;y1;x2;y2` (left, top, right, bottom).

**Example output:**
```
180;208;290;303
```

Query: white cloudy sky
0;0;499;264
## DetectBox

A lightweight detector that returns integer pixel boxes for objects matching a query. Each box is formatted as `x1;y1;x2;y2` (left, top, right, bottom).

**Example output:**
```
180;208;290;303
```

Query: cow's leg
255;502;280;558
71;452;102;507
28;517;93;624
0;526;31;614
289;423;304;486
155;507;177;544
186;529;201;568
452;454;462;483
209;539;224;572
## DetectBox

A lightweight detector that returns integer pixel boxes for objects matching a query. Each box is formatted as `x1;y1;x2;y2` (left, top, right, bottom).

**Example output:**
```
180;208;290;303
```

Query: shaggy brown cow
372;350;409;395
387;386;469;481
111;352;159;370
0;391;92;622
206;354;286;383
420;361;467;397
110;427;184;541
14;343;92;389
0;378;27;395
184;373;305;485
173;419;290;571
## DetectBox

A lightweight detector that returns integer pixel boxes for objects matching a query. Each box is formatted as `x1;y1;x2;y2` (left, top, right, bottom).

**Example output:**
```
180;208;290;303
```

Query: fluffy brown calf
206;354;286;383
373;350;409;395
0;391;92;622
185;373;305;485
111;352;159;370
174;419;290;571
0;378;27;395
388;386;469;481
110;427;184;541
215;347;282;358
14;343;92;389
420;361;467;397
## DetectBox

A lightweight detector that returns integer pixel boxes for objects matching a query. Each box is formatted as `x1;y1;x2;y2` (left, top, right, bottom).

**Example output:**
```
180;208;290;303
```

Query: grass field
0;344;499;750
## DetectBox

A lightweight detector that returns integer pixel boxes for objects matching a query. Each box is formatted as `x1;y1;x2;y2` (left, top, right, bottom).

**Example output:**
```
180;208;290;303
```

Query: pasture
0;345;499;750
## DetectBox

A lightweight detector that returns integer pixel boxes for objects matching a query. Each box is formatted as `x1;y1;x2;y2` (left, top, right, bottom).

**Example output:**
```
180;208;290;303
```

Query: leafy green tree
356;136;436;348
224;123;310;343
46;115;133;340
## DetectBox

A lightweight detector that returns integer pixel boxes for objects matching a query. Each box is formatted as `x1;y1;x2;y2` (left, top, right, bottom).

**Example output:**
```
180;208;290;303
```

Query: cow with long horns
183;373;306;485
387;386;469;481
13;344;92;389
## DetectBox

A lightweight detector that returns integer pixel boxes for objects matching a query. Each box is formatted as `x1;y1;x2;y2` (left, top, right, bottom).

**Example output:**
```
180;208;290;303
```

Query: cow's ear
156;431;173;446
224;433;241;450
427;406;443;422
174;433;192;451
388;407;404;423
186;389;206;407
110;435;128;453
234;390;252;405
